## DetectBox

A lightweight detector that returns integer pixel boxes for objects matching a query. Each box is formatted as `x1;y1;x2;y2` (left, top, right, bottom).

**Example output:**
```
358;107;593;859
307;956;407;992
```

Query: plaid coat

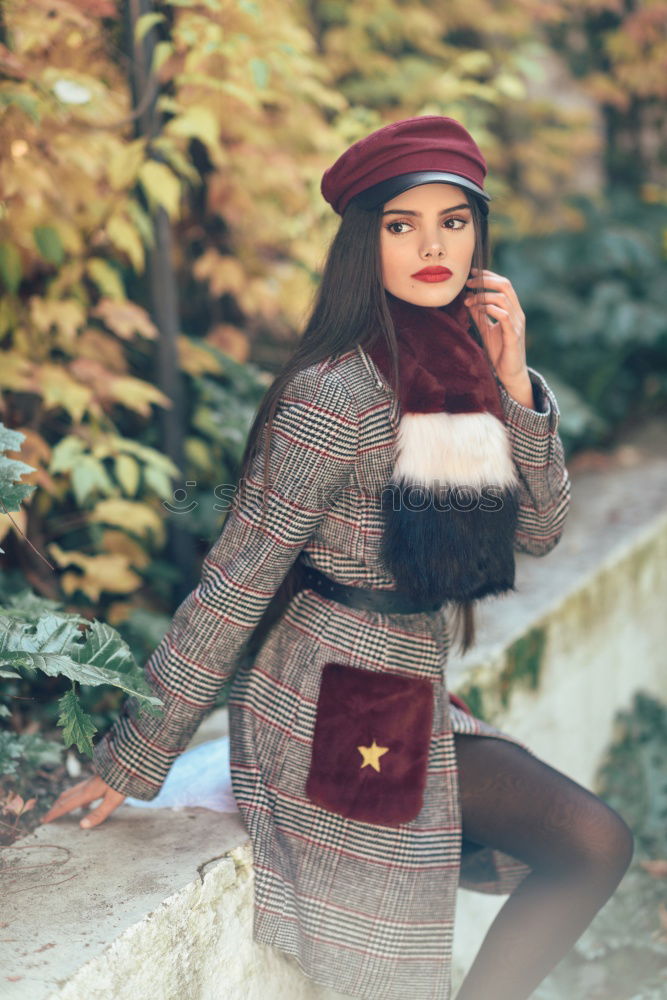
94;344;571;1000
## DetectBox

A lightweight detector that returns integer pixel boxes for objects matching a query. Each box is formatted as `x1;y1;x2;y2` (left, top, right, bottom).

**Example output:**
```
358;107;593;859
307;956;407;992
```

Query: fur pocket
305;662;434;827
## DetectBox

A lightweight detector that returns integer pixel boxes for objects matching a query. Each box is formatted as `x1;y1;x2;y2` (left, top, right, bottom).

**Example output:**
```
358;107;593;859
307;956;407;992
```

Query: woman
41;117;634;1000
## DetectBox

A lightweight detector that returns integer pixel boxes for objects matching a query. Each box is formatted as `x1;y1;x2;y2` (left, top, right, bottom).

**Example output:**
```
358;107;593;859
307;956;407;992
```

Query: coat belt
296;560;444;615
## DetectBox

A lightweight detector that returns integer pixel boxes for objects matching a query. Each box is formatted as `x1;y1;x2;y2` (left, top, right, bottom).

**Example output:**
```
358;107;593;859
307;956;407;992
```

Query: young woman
42;117;634;1000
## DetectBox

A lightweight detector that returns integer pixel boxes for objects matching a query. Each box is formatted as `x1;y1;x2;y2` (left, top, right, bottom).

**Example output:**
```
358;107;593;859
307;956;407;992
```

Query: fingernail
81;819;91;828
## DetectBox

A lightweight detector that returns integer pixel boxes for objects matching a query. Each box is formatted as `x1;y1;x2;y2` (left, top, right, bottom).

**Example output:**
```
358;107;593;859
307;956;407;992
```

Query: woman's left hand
463;268;528;386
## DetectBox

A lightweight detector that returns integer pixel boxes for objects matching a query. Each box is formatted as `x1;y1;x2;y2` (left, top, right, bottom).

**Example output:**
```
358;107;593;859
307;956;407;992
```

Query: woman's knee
537;775;635;887
573;799;635;882
453;734;635;883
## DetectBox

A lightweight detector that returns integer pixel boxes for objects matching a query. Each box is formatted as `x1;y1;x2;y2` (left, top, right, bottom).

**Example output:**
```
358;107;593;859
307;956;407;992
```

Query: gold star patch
357;738;390;773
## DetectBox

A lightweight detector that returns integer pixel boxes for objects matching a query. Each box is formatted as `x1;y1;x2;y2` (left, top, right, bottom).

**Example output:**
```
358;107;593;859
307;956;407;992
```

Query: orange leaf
92;299;158;340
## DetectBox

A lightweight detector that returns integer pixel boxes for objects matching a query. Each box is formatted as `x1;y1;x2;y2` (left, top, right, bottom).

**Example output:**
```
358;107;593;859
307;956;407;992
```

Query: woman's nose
421;237;446;258
421;223;446;257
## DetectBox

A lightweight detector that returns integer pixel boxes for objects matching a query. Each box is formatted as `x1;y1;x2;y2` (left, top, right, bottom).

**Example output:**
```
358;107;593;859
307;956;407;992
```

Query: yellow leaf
29;297;85;341
114;453;141;496
0;506;27;548
49;544;143;601
494;73;526;101
0;351;35;392
134;11;164;44
165;106;220;150
138;161;181;219
86;259;125;300
107;139;146;191
185;436;213;472
178;335;224;376
39;364;93;422
89;498;164;543
192;249;245;297
52;219;84;256
100;529;151;568
92;299;158;340
108;375;171;416
106;215;145;272
151;137;200;182
152;41;174;75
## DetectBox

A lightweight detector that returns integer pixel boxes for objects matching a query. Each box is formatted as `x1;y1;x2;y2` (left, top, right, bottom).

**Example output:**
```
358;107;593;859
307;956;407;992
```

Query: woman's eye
444;217;468;230
386;221;412;234
385;217;469;235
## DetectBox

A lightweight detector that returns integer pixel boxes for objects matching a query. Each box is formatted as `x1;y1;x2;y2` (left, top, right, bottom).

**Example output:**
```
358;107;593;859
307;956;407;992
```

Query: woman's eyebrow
382;203;471;217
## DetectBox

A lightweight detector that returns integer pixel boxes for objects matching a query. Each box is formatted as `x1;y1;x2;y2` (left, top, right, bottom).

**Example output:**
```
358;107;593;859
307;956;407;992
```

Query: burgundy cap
321;115;490;216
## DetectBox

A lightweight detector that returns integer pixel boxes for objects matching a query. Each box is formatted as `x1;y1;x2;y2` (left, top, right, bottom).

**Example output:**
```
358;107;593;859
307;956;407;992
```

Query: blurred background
1;3;666;993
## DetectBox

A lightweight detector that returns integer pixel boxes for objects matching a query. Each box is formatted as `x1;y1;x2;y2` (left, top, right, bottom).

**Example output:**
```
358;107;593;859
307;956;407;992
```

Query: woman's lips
411;267;453;283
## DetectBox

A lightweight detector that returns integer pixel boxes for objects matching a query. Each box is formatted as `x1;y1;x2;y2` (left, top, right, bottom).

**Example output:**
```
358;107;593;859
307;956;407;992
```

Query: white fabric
124;737;240;812
394;410;519;488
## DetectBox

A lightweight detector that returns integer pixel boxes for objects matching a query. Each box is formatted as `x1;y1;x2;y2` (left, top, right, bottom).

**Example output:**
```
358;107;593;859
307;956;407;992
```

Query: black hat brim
351;171;491;210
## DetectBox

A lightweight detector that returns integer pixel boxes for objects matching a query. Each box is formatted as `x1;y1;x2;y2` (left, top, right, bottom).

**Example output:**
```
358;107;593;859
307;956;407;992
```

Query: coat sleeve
496;366;571;557
92;365;360;799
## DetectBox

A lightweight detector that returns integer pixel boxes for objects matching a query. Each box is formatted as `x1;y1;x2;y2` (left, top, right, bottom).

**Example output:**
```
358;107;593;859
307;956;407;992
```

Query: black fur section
379;481;520;604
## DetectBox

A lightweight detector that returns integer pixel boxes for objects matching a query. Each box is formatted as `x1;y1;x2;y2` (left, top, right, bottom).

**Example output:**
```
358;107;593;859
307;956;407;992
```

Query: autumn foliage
0;0;665;622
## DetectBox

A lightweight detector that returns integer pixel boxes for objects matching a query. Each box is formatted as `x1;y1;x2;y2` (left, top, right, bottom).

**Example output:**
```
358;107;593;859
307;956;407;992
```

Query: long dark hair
236;187;492;661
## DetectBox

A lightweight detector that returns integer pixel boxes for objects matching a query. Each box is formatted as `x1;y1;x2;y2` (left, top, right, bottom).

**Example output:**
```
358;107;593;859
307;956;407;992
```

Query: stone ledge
3;438;667;1000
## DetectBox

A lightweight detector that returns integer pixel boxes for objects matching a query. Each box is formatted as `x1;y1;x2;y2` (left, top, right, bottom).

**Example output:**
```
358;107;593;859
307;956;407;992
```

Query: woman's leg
452;733;634;1000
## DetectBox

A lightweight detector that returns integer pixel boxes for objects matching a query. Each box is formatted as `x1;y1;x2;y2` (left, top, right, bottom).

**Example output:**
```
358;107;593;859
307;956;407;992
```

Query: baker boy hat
321;115;491;216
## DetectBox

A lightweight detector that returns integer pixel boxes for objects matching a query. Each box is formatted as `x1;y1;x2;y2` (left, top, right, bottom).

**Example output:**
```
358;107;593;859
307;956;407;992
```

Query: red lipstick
411;266;453;283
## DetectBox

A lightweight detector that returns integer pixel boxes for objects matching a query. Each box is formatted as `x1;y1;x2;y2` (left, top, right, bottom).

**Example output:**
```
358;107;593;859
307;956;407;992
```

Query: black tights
452;733;635;1000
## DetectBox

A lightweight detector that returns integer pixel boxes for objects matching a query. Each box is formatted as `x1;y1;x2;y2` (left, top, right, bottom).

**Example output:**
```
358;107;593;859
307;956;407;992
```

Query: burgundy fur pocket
305;662;434;827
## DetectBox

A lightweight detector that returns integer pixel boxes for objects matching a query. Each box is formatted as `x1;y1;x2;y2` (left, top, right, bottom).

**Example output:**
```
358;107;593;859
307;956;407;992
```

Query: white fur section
392;411;519;490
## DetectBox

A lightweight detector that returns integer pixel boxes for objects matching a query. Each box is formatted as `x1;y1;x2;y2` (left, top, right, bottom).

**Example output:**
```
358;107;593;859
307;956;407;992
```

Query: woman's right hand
40;775;126;829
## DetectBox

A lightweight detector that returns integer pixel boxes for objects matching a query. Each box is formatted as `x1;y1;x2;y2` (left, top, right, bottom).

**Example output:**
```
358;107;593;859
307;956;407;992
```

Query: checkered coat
94;344;571;1000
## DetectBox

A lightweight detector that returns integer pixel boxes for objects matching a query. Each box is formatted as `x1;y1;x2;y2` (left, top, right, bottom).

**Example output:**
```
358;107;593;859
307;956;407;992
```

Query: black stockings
452;733;635;1000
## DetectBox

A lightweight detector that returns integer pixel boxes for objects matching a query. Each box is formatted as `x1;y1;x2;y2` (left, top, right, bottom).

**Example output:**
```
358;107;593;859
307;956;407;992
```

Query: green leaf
0;422;27;455
0;588;71;620
126;200;155;248
0;90;40;122
49;434;87;474
0;423;37;513
57;687;98;757
238;0;260;16
143;463;174;499
0;615;164;708
33;226;65;266
86;258;125;300
250;58;269;89
0;241;22;293
70;455;115;505
0;474;36;513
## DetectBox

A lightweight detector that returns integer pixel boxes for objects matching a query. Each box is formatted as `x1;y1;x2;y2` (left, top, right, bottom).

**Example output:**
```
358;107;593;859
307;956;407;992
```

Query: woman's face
379;182;476;307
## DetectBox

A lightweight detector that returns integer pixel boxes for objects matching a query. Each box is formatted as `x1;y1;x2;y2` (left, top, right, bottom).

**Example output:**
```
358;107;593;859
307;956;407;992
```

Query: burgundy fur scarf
366;290;521;606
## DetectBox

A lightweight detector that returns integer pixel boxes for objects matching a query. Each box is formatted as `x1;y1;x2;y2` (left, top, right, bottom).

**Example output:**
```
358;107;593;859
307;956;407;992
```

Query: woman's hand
40;775;126;829
463;268;529;388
